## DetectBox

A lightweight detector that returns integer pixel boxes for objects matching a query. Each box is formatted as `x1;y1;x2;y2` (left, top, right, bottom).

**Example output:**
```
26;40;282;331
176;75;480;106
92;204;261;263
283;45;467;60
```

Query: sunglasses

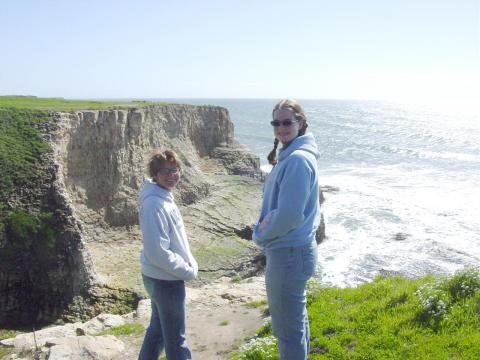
270;119;299;127
157;167;180;175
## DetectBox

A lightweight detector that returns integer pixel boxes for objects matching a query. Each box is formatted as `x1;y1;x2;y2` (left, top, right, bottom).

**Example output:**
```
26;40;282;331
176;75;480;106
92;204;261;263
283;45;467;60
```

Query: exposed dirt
120;276;268;360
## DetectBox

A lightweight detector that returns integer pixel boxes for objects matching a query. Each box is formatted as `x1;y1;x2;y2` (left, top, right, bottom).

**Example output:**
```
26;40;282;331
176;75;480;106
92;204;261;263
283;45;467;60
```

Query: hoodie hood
139;179;174;204
278;133;320;162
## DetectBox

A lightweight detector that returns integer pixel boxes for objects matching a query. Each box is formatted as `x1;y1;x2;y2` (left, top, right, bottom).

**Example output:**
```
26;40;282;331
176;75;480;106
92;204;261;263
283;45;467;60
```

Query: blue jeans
265;241;318;360
138;275;192;360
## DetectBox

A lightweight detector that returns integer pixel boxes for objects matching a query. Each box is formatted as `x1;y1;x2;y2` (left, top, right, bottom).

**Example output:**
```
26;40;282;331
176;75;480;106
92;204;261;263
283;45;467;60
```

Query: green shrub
415;267;480;325
231;275;242;283
6;211;57;248
416;281;450;322
232;336;278;360
444;267;480;301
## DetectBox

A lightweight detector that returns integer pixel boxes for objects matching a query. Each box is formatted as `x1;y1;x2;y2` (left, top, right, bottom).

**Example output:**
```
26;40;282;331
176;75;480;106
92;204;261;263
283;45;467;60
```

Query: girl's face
154;163;181;191
272;108;303;145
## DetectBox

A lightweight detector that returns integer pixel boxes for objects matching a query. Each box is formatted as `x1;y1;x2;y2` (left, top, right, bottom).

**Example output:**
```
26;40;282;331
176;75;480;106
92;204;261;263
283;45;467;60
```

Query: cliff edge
0;104;263;327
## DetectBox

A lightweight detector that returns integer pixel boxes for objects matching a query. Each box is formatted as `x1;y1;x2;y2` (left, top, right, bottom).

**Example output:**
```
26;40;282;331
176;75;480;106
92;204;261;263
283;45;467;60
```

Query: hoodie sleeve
140;199;196;280
253;155;313;245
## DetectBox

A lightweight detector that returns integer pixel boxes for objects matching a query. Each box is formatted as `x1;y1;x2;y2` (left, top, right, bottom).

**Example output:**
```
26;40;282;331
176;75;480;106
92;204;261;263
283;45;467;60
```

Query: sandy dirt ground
122;276;268;360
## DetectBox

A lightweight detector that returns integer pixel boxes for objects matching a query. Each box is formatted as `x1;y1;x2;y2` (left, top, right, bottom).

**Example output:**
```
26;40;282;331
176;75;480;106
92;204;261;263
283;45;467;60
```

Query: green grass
233;269;480;360
96;323;145;337
219;320;230;326
0;329;19;359
0;329;20;341
231;275;242;283
0;348;12;358
5;211;57;248
0;95;169;112
0;107;51;228
244;300;267;309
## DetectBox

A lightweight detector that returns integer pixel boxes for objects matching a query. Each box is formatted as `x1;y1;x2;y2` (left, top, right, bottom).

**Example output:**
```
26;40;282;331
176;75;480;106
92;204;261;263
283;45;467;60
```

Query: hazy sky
1;0;478;105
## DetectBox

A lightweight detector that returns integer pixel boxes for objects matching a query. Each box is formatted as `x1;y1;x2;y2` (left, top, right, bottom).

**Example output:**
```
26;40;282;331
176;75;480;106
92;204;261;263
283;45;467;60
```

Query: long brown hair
267;99;308;165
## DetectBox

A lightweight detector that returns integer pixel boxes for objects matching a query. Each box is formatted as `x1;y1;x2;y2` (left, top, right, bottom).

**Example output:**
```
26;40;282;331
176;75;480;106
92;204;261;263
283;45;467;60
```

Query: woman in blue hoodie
138;150;198;360
253;99;320;359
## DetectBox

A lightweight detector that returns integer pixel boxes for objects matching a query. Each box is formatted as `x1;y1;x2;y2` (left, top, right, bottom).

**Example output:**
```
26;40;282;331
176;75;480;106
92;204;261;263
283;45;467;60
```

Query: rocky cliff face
56;105;238;226
0;121;97;327
0;104;262;327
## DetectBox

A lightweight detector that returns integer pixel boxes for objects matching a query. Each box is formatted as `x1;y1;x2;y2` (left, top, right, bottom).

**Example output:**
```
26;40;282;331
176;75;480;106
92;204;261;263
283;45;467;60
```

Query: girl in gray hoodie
138;150;197;360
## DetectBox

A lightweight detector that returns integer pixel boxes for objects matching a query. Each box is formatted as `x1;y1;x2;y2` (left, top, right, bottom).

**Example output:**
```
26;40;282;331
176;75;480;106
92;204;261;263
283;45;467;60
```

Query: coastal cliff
0;103;262;327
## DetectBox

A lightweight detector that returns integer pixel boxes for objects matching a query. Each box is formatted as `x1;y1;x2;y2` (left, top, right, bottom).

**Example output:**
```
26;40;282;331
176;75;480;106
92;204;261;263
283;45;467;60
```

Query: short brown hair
148;150;182;178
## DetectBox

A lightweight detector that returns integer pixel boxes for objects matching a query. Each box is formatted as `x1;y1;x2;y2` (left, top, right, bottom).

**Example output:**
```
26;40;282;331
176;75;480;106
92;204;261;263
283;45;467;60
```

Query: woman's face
272;108;303;145
154;163;181;191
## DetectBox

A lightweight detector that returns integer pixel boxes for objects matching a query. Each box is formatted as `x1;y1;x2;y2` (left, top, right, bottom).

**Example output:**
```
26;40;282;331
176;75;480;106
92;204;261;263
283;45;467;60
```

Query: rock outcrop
0;104;262;327
54;105;239;227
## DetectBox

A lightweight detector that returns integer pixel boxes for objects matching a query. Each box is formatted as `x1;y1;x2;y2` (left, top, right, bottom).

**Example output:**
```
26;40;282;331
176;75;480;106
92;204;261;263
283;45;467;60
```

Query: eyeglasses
270;119;299;127
157;167;180;175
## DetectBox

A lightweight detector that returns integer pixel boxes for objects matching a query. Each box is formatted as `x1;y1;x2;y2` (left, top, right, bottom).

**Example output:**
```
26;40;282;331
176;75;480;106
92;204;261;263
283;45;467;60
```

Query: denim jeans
138;275;192;360
265;240;318;360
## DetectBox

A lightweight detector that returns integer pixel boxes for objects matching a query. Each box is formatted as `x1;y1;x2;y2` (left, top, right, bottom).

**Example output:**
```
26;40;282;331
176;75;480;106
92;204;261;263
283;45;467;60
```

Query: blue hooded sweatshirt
253;133;320;249
139;179;198;281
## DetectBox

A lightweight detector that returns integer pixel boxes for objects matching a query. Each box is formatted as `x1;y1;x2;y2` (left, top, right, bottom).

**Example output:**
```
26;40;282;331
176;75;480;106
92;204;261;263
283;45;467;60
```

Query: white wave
260;164;273;174
416;149;480;163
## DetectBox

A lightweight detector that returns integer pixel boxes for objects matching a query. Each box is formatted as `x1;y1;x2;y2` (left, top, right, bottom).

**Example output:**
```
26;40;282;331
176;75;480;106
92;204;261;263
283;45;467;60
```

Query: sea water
165;99;480;287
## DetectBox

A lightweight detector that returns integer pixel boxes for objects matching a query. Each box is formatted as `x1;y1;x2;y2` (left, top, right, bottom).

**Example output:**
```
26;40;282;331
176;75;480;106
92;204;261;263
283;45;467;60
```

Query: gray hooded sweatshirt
139;179;198;281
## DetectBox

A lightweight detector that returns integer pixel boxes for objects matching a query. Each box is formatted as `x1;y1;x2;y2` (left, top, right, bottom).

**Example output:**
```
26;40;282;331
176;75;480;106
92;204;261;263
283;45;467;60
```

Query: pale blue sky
1;0;478;105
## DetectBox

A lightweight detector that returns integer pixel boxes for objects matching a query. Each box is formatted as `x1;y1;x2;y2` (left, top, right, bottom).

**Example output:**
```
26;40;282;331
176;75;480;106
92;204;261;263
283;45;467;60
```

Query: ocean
165;99;480;287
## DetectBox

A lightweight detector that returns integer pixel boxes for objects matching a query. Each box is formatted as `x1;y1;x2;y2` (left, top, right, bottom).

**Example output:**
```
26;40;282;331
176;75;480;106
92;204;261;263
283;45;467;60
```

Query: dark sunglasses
270;119;299;127
157;167;180;175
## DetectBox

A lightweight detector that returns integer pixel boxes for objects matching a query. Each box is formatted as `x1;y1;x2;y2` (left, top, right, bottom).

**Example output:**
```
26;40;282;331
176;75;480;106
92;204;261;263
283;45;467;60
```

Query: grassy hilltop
0;95;167;112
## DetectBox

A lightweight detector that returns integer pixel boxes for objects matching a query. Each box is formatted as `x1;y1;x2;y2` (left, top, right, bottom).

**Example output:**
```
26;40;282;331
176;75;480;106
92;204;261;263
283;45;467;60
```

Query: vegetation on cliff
0;107;50;228
0;95;168;112
234;268;480;359
1;96;173;327
0;95;168;228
